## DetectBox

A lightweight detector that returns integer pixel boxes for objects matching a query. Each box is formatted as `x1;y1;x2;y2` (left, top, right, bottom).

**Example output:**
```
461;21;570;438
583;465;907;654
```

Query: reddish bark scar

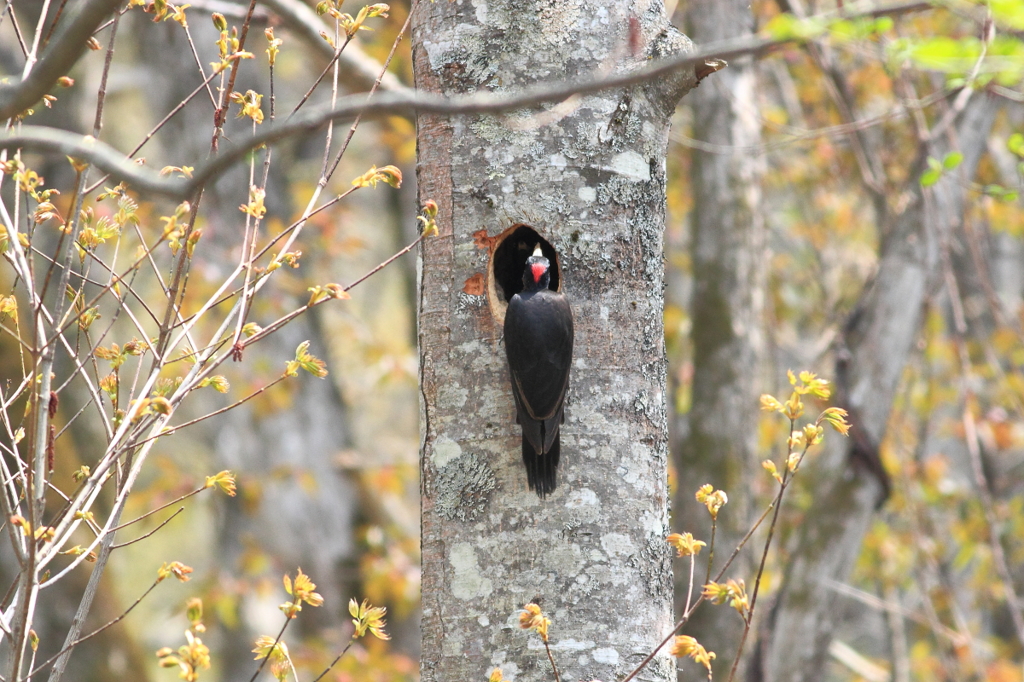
472;229;498;251
463;273;485;296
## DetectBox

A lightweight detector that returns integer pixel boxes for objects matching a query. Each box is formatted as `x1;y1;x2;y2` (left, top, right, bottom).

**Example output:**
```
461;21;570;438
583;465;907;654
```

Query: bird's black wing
504;290;573;453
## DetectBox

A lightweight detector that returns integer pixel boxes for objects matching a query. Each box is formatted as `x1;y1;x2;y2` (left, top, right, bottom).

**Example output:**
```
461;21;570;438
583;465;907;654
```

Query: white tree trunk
412;2;700;680
674;0;765;675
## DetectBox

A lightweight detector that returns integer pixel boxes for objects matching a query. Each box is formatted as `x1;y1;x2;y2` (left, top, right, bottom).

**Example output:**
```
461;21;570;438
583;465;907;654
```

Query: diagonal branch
1;2;936;199
776;0;887;202
0;0;122;120
260;0;412;96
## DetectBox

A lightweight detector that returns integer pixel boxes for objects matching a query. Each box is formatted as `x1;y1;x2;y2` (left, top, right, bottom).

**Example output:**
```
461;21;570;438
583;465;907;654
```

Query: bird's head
522;244;551;291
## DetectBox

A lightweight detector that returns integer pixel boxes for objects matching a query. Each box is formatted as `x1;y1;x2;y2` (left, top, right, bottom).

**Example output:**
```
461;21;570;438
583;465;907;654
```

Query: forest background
1;0;1023;681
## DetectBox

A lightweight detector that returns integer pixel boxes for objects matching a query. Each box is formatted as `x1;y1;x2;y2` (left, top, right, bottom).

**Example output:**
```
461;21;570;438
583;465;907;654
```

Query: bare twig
704;517;717;585
1;1;937;199
242;230;428;349
725;444;808;682
181;23;219;106
289;36;353;118
30;576;162;678
112;486;208;532
0;0;122;120
684;553;697;616
260;0;410;95
325;11;413;180
543;638;562;682
137;375;289;443
619;498;778;682
5;1;29;59
248;618;292;682
310;640;355;682
111;507;185;549
83;69;221;195
44;483;130;682
41;0;71;47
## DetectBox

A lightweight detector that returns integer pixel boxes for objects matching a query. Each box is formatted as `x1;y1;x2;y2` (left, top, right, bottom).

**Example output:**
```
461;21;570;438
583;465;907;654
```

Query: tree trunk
674;0;766;676
412;3;699;681
753;91;1001;682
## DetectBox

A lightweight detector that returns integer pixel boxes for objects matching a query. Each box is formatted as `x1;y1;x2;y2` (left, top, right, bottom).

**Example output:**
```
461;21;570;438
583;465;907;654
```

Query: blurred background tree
666;2;1024;681
2;1;1024;681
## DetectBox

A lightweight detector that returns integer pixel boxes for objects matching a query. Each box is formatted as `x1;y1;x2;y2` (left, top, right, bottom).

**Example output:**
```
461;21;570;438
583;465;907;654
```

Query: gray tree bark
673;0;765;676
412;2;702;681
753;92;1001;682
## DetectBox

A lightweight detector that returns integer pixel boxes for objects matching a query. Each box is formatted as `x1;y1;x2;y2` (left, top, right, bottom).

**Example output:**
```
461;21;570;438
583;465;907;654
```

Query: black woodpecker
503;245;574;497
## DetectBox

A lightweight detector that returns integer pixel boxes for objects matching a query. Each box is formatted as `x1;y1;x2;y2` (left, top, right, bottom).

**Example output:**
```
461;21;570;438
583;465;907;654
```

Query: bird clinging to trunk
503;244;574;497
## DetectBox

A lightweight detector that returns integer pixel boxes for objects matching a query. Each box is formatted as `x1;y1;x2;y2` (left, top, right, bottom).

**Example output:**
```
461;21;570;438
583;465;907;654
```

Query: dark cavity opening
492;225;560;302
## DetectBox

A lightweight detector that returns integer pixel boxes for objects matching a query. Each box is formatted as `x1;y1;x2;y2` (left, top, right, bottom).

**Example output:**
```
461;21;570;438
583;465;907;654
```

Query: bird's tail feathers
522;435;559;498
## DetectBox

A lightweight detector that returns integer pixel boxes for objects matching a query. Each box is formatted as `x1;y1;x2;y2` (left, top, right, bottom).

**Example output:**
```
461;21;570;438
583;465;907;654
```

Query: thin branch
38;230;172;352
310;641;354;682
40;11;120;311
704;518;717;585
0;1;936;199
325;10;413;180
684;553;696;617
260;0;411;95
248;188;356;262
543;638;562;682
618;498;779;682
725;446;805;682
136;374;288;443
0;0;122;120
181;23;219;107
316;16;342;182
111;486;206;532
247;618;291;682
30;576;162;678
341;230;425;293
0;319;33;353
152;0;261;369
43;474;130;682
289;37;352;119
83;69;221;195
28;244;161;330
42;0;73;48
5;1;29;59
242;230;427;349
153;187;358;336
21;0;55;82
111;506;184;549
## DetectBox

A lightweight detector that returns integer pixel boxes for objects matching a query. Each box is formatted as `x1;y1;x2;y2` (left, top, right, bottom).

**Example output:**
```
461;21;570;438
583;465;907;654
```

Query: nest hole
488;225;561;325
